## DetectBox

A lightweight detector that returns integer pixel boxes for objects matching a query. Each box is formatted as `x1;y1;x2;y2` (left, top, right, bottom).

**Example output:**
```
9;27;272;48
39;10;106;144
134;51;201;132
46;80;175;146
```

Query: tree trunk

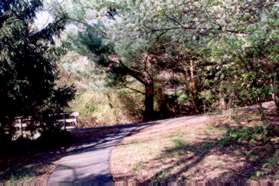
189;60;200;113
273;89;279;113
219;93;227;111
143;82;154;121
272;73;279;113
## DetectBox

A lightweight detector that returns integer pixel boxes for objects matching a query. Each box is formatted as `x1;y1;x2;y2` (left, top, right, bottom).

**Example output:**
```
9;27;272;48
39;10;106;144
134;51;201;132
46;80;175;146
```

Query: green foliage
65;0;279;118
132;162;144;173
252;151;279;179
84;102;96;114
172;138;187;151
0;0;76;141
70;89;144;126
219;126;268;147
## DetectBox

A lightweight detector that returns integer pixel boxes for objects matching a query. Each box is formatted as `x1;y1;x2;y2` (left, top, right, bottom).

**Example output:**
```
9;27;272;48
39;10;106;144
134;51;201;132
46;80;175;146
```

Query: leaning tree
66;0;223;120
68;0;279;119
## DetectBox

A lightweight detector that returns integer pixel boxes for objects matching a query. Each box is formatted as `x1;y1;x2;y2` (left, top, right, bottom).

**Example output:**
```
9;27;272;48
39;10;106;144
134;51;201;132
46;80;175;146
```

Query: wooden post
64;113;66;130
20;118;23;137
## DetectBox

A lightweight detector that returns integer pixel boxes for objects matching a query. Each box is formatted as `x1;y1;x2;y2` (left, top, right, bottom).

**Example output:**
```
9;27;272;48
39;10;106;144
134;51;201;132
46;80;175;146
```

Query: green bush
219;126;269;147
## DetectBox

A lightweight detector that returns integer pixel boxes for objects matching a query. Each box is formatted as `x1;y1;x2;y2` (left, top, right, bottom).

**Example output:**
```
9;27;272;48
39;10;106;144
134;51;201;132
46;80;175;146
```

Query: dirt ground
111;102;279;182
2;102;278;183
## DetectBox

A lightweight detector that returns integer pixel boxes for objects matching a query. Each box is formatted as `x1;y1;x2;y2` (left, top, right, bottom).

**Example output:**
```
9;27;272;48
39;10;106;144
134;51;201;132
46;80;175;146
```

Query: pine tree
0;0;75;142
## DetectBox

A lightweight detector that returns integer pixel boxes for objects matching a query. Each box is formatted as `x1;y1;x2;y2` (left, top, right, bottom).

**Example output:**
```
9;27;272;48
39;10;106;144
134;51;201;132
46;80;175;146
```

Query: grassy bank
70;89;144;127
111;102;279;182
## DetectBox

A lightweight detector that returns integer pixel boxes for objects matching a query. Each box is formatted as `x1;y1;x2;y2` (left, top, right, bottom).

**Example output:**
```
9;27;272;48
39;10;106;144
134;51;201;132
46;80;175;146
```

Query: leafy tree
208;1;279;110
0;0;75;142
68;0;279;120
67;0;219;120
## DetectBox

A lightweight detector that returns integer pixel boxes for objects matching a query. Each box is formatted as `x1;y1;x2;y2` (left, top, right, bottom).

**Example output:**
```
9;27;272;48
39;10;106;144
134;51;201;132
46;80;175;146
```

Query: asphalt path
48;125;148;185
47;115;211;185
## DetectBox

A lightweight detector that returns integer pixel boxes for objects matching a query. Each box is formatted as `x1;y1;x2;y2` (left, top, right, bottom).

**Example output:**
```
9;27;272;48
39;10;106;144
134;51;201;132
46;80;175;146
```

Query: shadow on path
48;120;161;185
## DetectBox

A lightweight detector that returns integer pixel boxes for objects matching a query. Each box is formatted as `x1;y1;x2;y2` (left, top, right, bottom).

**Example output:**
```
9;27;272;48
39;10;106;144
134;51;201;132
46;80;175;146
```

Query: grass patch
9;170;34;182
152;171;168;182
218;125;269;147
7;166;40;182
132;163;144;173
172;138;187;150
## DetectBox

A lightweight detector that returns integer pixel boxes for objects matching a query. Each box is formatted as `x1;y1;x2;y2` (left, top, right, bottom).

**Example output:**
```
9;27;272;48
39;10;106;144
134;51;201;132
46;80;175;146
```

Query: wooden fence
13;112;79;140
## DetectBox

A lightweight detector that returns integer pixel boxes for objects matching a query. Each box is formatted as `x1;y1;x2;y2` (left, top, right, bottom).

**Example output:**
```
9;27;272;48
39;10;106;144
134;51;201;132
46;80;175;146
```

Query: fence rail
13;112;79;139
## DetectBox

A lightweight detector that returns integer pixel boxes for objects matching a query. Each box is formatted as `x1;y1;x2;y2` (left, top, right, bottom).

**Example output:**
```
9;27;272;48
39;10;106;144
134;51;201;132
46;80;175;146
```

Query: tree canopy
66;0;279;120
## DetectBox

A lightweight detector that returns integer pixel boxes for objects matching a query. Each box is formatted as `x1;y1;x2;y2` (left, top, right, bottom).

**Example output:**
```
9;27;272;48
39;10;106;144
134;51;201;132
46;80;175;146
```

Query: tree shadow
140;139;221;183
0;120;160;183
140;125;279;184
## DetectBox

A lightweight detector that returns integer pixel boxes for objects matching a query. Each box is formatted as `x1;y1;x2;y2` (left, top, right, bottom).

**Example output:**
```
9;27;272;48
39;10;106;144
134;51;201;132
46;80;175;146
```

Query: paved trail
48;125;147;185
48;115;209;185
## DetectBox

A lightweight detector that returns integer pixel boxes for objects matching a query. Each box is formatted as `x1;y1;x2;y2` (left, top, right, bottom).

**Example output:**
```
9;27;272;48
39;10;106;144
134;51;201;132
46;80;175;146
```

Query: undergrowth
218;125;270;147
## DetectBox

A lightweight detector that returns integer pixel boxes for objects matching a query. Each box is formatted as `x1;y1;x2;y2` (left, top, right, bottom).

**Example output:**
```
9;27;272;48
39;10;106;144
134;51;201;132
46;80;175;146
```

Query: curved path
47;124;149;185
47;115;211;185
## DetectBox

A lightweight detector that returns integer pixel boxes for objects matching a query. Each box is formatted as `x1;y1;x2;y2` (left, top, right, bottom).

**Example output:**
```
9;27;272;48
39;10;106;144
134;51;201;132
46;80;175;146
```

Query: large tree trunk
143;82;154;121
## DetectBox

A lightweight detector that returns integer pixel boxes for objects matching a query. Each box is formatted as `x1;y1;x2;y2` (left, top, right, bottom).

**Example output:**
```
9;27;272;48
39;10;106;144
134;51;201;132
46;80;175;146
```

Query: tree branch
124;85;145;95
108;55;146;85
